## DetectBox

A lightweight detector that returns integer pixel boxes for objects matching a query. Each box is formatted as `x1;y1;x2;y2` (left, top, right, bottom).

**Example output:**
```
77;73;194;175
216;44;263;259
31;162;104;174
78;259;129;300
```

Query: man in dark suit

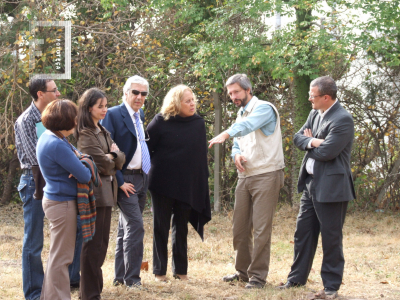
278;76;355;299
101;75;151;290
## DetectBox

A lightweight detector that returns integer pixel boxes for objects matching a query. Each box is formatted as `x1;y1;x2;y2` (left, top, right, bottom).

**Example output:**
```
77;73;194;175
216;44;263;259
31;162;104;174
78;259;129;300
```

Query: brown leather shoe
306;289;338;300
222;273;249;282
245;281;265;289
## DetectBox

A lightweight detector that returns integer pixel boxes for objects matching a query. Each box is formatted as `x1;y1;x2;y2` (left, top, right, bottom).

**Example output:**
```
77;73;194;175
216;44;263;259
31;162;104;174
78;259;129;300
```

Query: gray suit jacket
294;101;356;202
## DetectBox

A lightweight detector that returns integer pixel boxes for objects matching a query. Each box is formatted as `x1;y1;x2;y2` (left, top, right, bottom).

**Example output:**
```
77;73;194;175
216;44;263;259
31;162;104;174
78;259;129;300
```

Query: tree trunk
291;7;312;207
290;139;298;206
212;92;222;212
1;153;19;205
292;73;311;207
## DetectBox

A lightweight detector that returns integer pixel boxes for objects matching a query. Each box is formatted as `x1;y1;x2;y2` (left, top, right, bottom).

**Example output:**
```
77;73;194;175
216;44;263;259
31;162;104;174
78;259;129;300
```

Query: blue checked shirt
15;102;42;169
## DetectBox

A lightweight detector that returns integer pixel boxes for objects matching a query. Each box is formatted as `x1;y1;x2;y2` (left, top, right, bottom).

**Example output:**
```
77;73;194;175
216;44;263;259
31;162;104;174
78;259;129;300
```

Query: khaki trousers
233;169;284;284
41;198;77;300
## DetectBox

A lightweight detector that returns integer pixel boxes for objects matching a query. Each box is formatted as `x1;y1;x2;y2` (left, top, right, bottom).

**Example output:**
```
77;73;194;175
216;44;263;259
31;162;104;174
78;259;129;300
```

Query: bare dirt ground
0;203;399;300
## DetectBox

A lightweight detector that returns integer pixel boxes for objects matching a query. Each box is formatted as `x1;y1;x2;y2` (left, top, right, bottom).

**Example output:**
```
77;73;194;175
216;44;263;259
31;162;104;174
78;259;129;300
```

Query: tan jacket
236;99;285;178
77;124;125;207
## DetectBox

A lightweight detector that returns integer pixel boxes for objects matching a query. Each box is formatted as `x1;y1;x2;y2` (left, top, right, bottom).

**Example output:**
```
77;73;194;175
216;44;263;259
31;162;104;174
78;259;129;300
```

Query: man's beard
234;94;249;107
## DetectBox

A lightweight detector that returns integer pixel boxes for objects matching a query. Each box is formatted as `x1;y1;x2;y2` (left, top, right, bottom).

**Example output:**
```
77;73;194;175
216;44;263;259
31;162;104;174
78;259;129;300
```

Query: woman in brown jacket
75;88;125;300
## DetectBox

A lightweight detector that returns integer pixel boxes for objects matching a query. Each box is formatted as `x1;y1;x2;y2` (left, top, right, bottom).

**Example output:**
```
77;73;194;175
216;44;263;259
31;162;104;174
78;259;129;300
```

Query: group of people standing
15;75;211;300
15;72;354;300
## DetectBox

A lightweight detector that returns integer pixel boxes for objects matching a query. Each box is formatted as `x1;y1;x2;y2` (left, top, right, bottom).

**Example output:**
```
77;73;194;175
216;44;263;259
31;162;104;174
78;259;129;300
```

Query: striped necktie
133;112;151;174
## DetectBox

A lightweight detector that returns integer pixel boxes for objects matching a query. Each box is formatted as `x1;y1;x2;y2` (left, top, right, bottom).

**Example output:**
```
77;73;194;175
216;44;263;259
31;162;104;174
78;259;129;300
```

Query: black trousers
288;175;348;291
80;206;112;300
151;190;191;276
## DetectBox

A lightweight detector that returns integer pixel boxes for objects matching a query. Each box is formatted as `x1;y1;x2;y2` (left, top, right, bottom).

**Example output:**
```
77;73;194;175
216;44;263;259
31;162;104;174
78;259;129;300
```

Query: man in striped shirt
15;76;60;300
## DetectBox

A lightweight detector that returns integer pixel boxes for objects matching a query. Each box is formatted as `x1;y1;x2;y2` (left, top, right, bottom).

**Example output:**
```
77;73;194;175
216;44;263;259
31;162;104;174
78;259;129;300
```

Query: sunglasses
131;89;148;96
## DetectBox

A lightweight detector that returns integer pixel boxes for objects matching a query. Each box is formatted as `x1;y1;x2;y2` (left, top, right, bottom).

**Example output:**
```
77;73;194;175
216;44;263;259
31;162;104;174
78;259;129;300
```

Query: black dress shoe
222;273;249;282
173;274;190;281
113;279;124;286
126;282;148;291
70;282;80;289
324;288;338;298
276;280;303;289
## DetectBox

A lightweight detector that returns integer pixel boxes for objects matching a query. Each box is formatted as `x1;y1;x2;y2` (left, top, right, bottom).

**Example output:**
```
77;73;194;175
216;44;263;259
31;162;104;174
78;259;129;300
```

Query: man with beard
209;74;285;289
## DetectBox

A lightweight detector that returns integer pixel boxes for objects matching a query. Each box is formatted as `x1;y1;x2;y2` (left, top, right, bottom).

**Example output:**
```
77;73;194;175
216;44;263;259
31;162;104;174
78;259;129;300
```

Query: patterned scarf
77;153;102;242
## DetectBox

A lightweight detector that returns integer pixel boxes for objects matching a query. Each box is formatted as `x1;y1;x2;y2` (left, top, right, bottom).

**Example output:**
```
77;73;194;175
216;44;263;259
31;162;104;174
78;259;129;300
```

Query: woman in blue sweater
37;99;91;300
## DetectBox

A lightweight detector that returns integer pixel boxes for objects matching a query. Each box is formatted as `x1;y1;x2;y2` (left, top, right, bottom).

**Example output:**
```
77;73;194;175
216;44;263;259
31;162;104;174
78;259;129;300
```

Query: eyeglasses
308;92;325;99
131;89;148;97
44;88;59;93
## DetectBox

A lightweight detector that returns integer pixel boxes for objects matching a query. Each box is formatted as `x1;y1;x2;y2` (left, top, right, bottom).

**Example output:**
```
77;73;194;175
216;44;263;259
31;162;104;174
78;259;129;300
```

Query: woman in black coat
146;85;211;282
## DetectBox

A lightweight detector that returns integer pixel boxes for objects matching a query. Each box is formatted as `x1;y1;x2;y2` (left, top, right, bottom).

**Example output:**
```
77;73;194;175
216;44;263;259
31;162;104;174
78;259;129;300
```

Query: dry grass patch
0;203;399;299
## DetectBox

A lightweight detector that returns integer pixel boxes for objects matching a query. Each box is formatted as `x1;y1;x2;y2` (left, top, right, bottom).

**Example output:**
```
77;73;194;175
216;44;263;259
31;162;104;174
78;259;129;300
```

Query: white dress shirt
306;100;338;174
123;100;143;170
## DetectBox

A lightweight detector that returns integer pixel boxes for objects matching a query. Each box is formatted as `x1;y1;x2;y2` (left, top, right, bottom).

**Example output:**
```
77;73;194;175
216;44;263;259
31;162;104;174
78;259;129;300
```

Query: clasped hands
303;128;324;148
106;143;120;160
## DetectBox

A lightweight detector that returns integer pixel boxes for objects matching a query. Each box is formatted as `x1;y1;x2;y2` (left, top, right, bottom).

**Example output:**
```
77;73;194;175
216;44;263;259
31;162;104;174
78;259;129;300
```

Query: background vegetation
1;0;400;210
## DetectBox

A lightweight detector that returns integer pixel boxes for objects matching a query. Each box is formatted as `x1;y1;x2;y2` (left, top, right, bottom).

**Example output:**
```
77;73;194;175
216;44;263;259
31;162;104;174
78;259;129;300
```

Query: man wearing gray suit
278;76;355;299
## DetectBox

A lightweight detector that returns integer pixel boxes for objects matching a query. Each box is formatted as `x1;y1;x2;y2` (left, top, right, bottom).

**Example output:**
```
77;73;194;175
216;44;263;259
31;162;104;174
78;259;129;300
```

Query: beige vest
236;97;285;178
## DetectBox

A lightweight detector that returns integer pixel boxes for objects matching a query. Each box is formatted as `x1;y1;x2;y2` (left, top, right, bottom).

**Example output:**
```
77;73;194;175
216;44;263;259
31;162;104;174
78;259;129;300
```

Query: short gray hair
310;76;337;100
225;74;253;95
122;75;149;102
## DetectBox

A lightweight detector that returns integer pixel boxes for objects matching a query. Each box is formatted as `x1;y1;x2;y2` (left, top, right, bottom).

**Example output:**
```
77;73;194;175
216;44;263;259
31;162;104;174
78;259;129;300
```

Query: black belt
22;169;33;175
123;169;143;175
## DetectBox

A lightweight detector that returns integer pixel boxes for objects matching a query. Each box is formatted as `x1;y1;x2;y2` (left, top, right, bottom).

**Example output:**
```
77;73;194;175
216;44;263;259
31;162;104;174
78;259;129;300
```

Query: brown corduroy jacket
77;124;125;207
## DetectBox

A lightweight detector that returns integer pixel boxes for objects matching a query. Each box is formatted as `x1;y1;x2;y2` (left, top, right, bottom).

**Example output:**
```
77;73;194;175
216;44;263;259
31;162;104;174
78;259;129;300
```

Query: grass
0;203;399;299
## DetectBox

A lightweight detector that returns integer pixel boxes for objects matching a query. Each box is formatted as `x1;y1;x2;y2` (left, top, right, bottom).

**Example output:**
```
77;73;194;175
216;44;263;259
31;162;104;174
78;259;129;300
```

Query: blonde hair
161;85;197;120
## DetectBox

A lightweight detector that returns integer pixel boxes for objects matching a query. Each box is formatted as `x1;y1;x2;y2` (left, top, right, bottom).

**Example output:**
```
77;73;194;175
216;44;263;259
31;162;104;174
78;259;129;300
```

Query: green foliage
353;0;400;68
99;0;131;10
